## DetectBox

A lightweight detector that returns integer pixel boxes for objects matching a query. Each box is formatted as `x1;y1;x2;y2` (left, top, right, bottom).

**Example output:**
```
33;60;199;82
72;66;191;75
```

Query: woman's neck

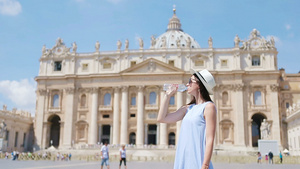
195;93;206;105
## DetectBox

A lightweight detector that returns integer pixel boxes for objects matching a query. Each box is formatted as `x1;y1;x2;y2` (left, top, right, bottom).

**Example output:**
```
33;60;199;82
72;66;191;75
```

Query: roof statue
95;41;100;51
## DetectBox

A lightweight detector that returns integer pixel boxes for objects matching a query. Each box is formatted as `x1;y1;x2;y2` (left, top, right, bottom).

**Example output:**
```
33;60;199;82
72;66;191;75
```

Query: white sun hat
190;69;216;95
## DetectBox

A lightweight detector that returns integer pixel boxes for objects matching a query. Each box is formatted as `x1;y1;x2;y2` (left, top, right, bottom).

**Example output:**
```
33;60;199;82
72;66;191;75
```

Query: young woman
119;145;127;169
157;69;217;169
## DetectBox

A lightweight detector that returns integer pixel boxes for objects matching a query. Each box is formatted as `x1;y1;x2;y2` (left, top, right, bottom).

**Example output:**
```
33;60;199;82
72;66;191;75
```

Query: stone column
159;90;168;148
270;84;281;146
144;123;148;145
113;87;120;145
120;86;129;145
156;123;160;145
234;84;246;146
176;91;183;145
136;86;144;148
34;89;47;150
89;87;98;144
110;125;113;144
63;88;75;148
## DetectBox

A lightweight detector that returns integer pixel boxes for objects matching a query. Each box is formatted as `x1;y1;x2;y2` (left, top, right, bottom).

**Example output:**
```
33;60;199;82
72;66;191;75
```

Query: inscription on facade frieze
126;76;179;81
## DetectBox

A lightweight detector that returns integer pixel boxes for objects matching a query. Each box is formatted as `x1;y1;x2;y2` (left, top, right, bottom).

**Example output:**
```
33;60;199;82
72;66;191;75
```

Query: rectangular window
195;60;204;67
131;61;136;67
221;59;228;67
130;113;136;118
15;132;18;147
252;56;260;66
54;61;62;71
103;114;109;118
103;63;111;69
284;85;289;89
286;102;290;109
168;60;174;66
82;63;88;71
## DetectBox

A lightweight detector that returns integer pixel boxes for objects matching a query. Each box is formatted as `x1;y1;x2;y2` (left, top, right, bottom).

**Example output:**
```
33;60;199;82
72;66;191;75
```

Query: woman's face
186;75;199;95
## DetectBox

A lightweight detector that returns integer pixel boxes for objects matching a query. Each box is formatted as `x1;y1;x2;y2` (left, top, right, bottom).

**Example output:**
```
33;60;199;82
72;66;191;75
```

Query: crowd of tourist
0;151;71;161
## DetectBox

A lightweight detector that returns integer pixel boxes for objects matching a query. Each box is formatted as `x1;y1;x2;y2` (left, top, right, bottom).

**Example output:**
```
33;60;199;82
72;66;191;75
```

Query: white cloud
0;0;22;16
106;0;123;4
0;78;36;114
285;24;291;30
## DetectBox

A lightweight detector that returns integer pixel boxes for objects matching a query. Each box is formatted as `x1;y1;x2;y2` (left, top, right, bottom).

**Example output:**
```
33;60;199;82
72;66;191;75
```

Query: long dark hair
188;73;212;105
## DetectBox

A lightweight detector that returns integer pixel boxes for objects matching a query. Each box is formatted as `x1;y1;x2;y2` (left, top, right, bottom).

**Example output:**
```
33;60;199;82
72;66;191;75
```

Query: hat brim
190;69;214;95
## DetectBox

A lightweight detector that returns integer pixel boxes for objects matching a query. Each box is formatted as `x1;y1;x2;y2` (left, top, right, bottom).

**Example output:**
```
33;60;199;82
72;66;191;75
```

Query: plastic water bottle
163;84;187;92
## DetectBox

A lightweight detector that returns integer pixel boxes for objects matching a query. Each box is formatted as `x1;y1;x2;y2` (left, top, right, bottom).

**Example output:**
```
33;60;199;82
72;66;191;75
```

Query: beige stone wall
0;107;33;152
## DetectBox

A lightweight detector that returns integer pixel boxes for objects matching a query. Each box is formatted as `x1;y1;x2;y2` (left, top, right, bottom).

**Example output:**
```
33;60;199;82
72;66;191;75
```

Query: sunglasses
188;78;198;85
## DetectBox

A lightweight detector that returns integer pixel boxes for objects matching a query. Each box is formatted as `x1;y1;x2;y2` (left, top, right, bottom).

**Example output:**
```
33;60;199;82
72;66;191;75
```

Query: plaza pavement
1;159;300;169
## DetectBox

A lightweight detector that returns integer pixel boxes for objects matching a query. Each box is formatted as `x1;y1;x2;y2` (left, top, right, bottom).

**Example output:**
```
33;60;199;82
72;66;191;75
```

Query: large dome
153;9;200;49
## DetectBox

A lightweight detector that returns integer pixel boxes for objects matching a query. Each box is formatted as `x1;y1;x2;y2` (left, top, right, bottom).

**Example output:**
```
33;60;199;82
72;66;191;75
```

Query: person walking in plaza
119;145;127;169
257;152;262;164
158;69;217;169
268;150;274;164
265;153;268;164
101;142;110;169
279;151;283;163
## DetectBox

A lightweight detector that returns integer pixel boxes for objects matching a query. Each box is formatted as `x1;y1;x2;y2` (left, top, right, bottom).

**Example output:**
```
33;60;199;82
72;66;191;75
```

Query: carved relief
65;88;75;94
90;87;98;93
148;60;156;72
233;84;244;91
38;89;47;96
270;84;279;92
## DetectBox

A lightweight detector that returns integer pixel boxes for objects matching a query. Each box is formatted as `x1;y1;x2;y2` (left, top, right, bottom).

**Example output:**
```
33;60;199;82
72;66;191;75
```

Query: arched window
169;96;175;105
104;93;111;106
168;132;175;145
53;94;59;107
80;94;86;107
222;92;229;105
131;94;136;106
254;91;262;105
149;92;156;105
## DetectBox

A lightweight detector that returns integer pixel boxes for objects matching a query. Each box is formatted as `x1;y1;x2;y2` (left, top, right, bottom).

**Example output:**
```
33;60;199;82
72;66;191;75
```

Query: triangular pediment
120;58;184;75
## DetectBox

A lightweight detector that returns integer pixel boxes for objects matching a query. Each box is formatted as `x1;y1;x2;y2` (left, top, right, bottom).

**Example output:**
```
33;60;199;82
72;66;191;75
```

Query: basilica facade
34;10;287;152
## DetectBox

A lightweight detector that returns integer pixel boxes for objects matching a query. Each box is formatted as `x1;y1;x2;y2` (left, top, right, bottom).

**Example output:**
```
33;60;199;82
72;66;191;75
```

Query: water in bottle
163;84;187;92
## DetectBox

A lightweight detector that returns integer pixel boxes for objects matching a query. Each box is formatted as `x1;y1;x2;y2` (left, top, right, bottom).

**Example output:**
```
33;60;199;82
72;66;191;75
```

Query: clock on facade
55;47;63;55
251;39;261;49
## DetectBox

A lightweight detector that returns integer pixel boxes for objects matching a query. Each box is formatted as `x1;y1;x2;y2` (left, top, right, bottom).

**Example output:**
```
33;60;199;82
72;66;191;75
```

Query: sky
0;0;299;115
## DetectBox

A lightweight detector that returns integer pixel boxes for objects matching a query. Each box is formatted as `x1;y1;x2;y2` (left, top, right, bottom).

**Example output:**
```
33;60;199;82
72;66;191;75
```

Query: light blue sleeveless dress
174;102;214;169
